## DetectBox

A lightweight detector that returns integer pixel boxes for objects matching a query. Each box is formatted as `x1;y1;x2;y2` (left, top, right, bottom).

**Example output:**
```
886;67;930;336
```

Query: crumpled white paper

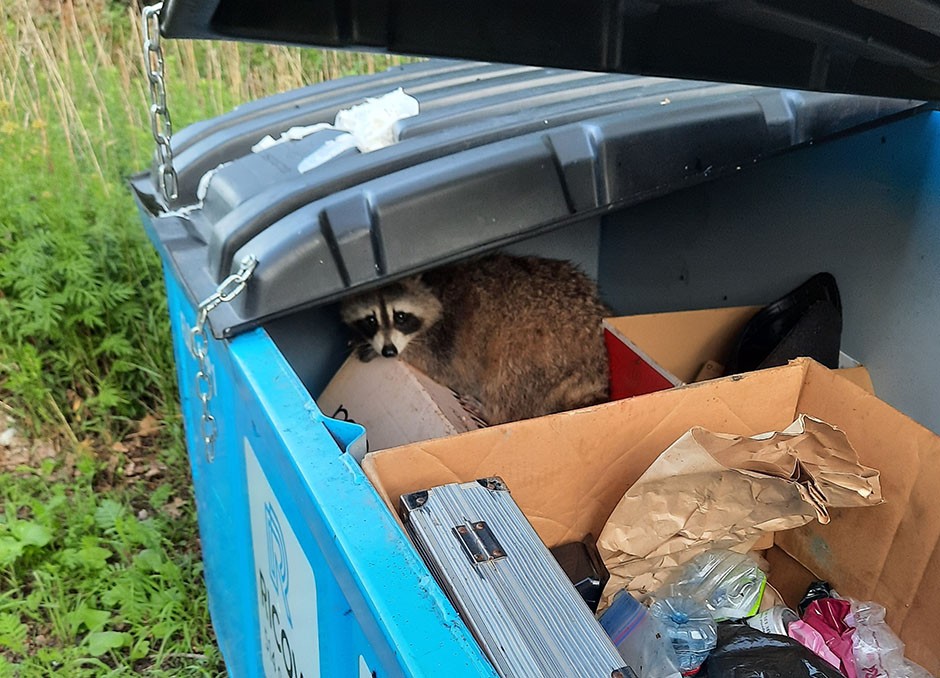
332;87;420;152
251;123;334;153
251;88;420;172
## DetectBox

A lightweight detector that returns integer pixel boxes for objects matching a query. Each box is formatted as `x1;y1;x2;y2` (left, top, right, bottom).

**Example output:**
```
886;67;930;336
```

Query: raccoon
340;253;611;426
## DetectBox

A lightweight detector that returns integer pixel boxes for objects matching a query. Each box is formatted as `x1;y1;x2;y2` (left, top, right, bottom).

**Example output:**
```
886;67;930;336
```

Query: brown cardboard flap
364;362;807;547
752;532;775;551
835;365;875;394
317;356;481;456
603;307;759;383
764;545;821;610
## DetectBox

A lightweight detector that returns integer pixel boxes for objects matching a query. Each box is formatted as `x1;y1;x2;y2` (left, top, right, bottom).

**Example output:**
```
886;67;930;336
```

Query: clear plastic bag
599;589;683;678
652;550;767;621
848;601;935;678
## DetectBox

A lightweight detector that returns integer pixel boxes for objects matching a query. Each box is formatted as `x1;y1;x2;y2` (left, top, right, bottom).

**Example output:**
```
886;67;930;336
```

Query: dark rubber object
726;273;843;375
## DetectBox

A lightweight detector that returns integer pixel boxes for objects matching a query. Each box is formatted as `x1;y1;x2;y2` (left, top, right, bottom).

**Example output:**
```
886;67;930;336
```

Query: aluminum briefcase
400;477;634;678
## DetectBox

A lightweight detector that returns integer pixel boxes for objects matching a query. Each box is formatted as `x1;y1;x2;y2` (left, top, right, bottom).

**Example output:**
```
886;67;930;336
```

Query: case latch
453;521;507;564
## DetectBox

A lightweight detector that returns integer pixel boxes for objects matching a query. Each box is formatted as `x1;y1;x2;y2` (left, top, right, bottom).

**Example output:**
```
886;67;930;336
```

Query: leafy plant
0;0;406;437
0;443;223;676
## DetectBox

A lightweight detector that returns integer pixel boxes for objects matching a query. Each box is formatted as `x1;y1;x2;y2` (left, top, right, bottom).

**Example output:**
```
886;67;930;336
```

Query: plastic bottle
656;549;767;621
648;596;718;676
599;590;683;678
746;605;799;636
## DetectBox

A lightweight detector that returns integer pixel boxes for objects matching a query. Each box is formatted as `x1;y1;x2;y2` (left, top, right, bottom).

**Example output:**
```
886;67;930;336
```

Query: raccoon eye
353;314;379;339
393;310;422;334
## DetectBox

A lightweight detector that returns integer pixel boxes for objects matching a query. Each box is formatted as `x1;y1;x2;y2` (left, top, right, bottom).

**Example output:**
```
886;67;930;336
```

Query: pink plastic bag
789;620;843;669
802;598;858;678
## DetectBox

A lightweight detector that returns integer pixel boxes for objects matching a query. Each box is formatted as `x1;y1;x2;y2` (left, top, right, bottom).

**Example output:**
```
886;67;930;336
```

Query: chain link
188;255;258;462
141;2;179;202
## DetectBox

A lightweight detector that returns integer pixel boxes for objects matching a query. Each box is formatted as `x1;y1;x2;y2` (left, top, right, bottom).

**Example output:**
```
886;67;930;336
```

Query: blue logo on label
264;502;293;628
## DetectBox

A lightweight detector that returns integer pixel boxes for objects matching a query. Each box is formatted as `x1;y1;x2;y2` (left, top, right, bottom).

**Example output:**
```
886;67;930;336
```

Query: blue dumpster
134;4;940;676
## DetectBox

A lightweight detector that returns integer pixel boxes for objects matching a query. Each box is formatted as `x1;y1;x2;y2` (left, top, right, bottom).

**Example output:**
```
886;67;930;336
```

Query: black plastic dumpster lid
158;0;940;101
131;61;923;338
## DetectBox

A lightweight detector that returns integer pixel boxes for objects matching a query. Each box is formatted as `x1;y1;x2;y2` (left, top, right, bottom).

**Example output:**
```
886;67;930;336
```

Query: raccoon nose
381;343;398;358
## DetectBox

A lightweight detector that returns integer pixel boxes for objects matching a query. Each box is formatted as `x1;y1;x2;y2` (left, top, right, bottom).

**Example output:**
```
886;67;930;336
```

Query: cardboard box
604;307;874;398
317;356;482;461
362;359;940;672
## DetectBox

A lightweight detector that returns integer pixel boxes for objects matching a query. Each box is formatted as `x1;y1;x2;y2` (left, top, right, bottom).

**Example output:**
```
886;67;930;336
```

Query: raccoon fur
340;253;610;426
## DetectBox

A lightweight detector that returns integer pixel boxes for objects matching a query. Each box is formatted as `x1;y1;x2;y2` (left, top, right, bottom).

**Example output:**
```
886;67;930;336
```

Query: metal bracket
453;521;507;564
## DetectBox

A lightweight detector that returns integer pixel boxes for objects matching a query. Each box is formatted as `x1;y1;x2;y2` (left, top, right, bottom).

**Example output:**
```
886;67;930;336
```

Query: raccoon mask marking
340;277;443;361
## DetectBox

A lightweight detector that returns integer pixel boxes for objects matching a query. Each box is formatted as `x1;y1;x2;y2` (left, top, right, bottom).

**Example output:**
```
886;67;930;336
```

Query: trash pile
595;551;931;678
394;415;933;677
571;418;929;677
362;270;939;676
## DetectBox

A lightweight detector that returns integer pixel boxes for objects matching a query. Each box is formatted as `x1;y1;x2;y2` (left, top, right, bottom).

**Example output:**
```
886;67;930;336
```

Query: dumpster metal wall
599;109;940;433
156;268;495;676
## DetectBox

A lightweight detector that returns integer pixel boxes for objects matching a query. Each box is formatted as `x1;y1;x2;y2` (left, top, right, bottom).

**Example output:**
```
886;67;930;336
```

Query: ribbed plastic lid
131;61;921;336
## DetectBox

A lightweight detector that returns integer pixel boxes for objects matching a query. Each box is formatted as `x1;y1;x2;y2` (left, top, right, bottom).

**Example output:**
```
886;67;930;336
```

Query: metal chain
188;255;258;462
141;2;179;202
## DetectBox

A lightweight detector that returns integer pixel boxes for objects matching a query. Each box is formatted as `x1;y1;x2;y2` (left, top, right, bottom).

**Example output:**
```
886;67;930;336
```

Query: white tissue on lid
296;133;359;173
332;87;420;152
290;88;420;173
250;88;419;171
163;161;231;218
251;123;334;153
196;161;232;201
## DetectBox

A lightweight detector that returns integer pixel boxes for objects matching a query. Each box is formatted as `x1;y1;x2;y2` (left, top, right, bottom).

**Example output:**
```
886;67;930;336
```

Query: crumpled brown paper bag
596;415;882;607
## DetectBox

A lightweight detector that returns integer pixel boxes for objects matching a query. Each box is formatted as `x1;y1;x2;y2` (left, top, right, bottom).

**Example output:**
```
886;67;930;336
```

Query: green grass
0;0;406;672
0;439;221;677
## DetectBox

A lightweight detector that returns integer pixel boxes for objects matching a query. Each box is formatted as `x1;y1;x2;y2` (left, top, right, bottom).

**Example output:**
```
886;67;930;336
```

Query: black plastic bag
698;622;847;678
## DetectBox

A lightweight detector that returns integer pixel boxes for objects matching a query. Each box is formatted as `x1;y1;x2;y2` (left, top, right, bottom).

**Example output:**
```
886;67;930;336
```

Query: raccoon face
340;277;442;360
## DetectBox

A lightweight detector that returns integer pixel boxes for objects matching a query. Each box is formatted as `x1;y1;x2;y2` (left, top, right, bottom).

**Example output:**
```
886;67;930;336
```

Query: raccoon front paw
356;343;378;362
456;393;490;427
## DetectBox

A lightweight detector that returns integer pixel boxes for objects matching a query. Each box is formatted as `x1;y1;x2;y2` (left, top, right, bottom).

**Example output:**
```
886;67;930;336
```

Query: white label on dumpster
246;440;320;678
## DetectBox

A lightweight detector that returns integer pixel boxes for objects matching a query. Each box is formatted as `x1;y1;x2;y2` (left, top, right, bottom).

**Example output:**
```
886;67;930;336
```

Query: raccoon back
404;254;610;424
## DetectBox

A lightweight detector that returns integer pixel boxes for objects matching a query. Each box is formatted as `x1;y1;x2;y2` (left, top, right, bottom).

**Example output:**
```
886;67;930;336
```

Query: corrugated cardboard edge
834;365;874;393
363;360;811;547
318;356;482;454
603;307;760;383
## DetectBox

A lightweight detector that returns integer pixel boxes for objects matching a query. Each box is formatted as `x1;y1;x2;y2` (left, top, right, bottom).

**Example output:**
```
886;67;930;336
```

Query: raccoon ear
401;274;426;291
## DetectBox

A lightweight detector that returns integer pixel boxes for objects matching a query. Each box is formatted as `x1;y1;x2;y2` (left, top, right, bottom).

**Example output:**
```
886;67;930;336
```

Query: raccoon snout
381;343;398;358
